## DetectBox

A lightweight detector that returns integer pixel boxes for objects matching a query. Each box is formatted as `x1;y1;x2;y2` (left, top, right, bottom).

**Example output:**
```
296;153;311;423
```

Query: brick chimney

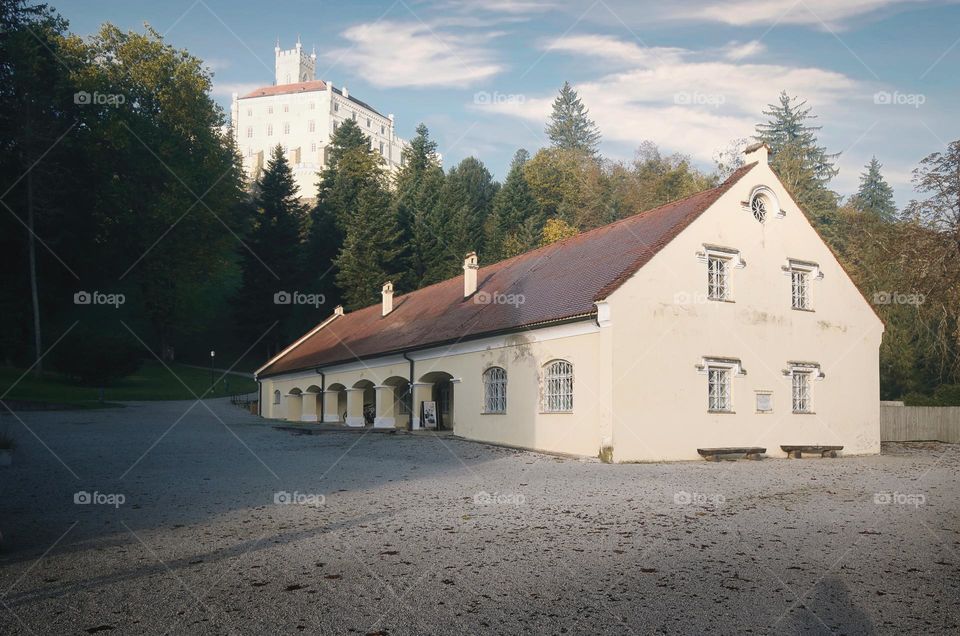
463;252;478;298
381;281;394;316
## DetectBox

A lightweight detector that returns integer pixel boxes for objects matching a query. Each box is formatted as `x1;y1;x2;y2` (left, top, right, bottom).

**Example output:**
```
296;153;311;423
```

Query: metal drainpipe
403;352;415;431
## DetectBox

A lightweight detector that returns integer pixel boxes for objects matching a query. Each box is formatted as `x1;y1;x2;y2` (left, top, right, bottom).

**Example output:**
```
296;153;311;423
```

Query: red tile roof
258;162;758;377
241;81;328;98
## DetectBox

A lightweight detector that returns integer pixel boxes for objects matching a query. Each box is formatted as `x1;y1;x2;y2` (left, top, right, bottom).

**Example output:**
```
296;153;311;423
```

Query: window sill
792;411;816;415
791;307;815;313
756;410;774;414
708;298;736;304
708;409;736;414
540;410;574;415
481;411;506;415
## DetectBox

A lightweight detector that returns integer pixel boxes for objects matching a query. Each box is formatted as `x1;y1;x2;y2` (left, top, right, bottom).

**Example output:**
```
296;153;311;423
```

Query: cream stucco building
230;38;406;198
255;144;884;462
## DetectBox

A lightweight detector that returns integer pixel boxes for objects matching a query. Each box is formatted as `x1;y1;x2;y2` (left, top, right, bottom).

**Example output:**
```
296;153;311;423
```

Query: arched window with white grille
273;390;281;405
483;367;507;413
543;360;574;412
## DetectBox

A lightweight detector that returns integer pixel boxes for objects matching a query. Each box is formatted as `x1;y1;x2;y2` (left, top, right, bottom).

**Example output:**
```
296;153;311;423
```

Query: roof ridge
364;161;758;311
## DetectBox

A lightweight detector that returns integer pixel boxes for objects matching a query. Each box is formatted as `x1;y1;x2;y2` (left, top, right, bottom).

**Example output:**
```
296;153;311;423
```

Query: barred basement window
543;360;573;412
792;371;812;413
273;390;281;405
791;269;810;310
483;367;507;413
708;367;731;412
707;256;729;301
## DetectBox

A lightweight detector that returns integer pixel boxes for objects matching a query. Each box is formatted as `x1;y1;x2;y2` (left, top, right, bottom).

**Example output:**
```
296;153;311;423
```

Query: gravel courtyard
1;398;958;635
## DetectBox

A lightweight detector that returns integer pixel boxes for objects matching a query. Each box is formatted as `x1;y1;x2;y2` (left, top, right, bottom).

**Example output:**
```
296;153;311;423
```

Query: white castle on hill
230;37;407;199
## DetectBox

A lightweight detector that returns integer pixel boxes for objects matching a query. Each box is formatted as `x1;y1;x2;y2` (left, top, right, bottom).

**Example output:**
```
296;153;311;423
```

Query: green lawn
0;361;257;408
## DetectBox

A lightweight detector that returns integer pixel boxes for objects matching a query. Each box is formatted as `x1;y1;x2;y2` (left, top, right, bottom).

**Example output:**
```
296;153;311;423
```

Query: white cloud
721;40;767;61
476;34;861;163
442;0;555;14
670;0;935;28
325;21;503;88
543;34;686;67
212;82;262;98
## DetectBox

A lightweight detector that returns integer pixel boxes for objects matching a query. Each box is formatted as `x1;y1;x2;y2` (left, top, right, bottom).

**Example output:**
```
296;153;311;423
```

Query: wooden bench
780;445;843;459
697;447;766;461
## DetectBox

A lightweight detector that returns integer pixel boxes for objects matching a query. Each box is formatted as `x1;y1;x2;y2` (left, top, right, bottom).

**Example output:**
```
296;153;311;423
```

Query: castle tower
274;36;316;85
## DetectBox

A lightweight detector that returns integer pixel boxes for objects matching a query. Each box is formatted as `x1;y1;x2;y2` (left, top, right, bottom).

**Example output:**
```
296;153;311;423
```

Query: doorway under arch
417;371;455;430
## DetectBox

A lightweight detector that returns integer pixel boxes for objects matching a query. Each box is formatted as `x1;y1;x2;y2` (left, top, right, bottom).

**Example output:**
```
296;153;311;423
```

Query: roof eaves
257;311;597;379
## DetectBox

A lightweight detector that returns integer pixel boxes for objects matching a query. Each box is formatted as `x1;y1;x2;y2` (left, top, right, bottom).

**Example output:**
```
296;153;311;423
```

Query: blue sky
54;0;960;206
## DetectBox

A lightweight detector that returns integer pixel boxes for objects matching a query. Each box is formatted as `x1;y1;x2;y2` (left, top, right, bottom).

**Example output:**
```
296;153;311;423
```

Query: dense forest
1;0;958;402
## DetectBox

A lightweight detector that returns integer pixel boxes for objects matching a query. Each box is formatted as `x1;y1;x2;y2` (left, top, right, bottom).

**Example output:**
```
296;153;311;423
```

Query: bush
903;384;960;406
50;329;143;386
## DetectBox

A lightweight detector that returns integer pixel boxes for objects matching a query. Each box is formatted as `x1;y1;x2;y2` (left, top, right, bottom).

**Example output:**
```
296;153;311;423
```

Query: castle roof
257;162;758;378
240;81;386;118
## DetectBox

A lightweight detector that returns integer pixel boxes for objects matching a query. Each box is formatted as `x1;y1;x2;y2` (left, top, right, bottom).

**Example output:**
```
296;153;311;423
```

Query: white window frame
246;126;253;138
791;269;810;310
708;367;732;412
742;185;783;222
542;360;574;413
697;245;744;302
283;122;290;135
697;357;745;413
482;367;507;414
783;259;822;311
267;123;273;136
792;371;812;413
308;120;315;132
707;256;729;301
783;362;822;414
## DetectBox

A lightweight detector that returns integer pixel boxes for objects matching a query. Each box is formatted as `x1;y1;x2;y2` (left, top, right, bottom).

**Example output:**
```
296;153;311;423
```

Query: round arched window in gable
747;186;781;223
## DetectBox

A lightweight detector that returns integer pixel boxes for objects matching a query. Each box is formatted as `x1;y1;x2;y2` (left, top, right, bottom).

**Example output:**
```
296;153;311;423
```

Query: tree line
2;0;958;401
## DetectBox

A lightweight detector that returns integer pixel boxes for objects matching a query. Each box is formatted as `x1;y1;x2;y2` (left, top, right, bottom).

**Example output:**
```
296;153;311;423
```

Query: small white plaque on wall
756;391;773;413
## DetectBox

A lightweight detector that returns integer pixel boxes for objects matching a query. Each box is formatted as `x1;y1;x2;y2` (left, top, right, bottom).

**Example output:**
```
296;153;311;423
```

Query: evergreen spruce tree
335;169;401;309
545;81;602;155
754;91;839;215
485;149;541;261
424;157;498;283
235;145;307;356
327;130;402;309
305;119;379;309
850;157;896;221
393;123;446;289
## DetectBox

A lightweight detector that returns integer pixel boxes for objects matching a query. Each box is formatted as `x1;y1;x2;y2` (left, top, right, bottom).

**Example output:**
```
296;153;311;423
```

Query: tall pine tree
332;133;402;309
235;145;306;356
305;119;374;311
393;123;445;290
485;149;541;262
545;81;602;156
425;157;498;283
850;157;896;221
754;91;839;215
